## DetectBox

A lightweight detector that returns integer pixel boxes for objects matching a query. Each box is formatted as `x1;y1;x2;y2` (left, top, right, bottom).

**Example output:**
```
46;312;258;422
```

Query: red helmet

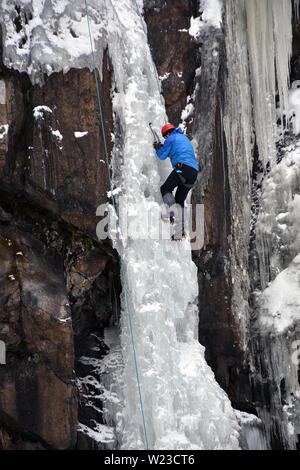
161;123;175;137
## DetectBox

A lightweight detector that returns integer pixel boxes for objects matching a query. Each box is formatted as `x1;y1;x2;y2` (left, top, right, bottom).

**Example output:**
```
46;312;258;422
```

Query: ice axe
149;122;160;144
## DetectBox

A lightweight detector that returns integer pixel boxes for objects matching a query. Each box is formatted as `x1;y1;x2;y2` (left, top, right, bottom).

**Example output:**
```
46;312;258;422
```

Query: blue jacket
156;128;199;172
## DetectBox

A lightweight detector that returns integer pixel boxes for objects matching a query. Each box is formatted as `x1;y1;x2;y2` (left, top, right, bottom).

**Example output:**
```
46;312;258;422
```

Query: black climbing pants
160;163;198;233
160;163;198;206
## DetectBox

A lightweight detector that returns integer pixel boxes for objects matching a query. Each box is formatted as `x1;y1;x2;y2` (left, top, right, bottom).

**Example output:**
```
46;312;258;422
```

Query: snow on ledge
74;131;88;138
0;0;106;85
78;422;115;446
189;0;222;38
33;105;52;119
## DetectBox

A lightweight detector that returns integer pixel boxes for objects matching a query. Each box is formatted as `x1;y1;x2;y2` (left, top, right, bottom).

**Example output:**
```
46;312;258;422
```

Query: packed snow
259;254;300;333
33;105;52;119
189;0;222;40
199;0;223;29
0;0;106;85
74;131;89;138
51;128;63;141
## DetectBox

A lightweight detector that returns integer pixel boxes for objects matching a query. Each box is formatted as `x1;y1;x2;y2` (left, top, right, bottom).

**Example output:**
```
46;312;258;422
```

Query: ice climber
153;123;199;240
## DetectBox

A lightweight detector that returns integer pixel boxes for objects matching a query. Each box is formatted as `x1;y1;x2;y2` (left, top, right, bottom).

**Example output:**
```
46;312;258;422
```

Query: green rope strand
84;0;149;450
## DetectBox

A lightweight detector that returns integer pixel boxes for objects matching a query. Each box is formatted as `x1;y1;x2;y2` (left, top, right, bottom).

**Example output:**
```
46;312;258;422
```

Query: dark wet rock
144;0;199;128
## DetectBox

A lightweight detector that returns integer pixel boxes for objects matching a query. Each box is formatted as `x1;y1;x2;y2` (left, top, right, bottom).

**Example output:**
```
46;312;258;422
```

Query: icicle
223;0;253;345
294;0;300;22
245;0;293;168
224;0;253;182
272;0;292;124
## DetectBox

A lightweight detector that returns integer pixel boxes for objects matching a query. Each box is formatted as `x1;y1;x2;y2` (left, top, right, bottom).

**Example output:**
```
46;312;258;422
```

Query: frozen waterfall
104;0;240;450
4;0;297;451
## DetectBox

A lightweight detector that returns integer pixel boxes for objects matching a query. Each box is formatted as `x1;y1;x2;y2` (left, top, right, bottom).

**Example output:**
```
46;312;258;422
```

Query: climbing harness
176;162;183;173
84;0;149;450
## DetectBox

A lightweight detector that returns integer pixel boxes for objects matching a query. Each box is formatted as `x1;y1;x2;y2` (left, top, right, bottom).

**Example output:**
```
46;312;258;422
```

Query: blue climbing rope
84;0;149;450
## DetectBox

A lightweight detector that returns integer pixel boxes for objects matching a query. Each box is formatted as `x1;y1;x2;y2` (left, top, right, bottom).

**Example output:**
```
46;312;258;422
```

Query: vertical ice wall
104;0;241;450
245;0;293;168
251;142;300;449
223;0;253;345
242;0;300;449
221;0;299;449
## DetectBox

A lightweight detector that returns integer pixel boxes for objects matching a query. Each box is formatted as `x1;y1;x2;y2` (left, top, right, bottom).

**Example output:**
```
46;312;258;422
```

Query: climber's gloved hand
153;142;162;150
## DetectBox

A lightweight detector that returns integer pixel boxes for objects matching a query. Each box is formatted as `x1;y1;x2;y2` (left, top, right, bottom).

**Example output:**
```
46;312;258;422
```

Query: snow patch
259;254;300;333
0;0;106;85
189;0;222;38
33;105;52;119
78;422;115;445
74;131;88;138
200;0;222;28
0;125;9;139
51;128;63;141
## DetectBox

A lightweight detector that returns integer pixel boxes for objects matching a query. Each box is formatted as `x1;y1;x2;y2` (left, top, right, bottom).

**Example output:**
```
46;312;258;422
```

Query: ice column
245;0;293;168
105;0;241;450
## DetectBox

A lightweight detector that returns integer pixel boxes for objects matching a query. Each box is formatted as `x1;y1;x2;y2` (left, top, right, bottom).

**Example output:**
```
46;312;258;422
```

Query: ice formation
102;0;240;450
0;0;106;85
234;410;268;450
222;0;253;345
199;0;223;29
252;141;300;449
259;254;300;333
3;0;299;451
255;141;300;289
245;0;293;168
0;0;244;450
243;1;300;449
289;80;300;135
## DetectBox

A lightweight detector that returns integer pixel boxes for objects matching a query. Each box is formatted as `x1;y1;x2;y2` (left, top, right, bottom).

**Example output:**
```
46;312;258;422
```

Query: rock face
0;206;76;449
0;33;113;236
0;0;298;451
144;0;199;128
0;188;119;449
0;16;118;448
